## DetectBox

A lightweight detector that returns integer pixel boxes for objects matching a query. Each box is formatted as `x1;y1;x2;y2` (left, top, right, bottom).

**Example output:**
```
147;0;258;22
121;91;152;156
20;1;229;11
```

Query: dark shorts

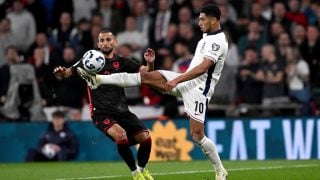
92;112;148;145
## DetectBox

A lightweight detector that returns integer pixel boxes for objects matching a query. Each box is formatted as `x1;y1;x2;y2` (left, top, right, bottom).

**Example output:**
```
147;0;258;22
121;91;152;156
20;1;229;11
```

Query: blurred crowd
0;0;320;121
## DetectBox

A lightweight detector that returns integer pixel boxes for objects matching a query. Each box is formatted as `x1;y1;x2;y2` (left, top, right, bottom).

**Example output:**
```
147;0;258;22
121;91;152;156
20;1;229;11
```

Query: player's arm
53;60;82;80
140;48;155;72
166;58;214;90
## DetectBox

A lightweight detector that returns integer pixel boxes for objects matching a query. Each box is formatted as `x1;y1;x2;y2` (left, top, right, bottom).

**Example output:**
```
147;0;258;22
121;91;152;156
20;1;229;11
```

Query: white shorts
158;70;211;123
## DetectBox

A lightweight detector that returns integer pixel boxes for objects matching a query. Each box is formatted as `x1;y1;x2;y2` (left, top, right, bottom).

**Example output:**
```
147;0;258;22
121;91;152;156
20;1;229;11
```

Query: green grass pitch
0;160;319;180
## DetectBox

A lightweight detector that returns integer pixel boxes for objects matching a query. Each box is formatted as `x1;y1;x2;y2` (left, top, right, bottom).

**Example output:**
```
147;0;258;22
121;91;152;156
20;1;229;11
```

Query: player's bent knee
135;131;151;143
108;126;128;142
191;129;204;144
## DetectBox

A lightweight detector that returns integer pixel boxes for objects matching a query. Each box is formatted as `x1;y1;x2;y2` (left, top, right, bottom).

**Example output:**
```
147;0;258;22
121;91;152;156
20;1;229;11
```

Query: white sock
137;165;144;172
97;73;141;87
131;169;140;176
196;136;224;171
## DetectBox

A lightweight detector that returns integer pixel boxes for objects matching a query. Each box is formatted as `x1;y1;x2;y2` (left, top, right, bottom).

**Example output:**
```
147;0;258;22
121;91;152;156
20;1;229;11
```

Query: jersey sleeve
70;59;83;75
203;39;224;64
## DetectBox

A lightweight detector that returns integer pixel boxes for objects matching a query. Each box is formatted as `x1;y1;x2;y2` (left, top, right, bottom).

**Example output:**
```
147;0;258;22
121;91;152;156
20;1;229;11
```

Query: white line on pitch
55;163;320;180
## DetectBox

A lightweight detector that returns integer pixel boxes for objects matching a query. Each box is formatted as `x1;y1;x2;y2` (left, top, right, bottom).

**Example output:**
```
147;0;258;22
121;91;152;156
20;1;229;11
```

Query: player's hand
53;66;66;80
166;80;178;92
144;48;155;63
49;143;61;152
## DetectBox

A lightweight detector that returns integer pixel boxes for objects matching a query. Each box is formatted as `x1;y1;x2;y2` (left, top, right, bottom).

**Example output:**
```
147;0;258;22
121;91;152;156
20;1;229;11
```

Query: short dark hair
200;4;221;20
52;110;65;118
99;29;116;37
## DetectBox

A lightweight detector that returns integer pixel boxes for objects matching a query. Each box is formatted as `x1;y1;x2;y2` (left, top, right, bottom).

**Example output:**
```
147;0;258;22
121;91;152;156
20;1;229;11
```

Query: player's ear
210;17;217;25
96;40;100;49
114;38;118;46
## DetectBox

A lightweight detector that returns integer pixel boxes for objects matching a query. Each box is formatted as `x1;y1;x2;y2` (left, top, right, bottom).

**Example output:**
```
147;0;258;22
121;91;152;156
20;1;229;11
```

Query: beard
101;48;113;56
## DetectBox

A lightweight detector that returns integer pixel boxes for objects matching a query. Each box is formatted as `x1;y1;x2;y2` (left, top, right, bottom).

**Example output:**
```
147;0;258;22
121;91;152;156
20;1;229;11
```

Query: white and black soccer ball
82;50;105;73
42;144;56;159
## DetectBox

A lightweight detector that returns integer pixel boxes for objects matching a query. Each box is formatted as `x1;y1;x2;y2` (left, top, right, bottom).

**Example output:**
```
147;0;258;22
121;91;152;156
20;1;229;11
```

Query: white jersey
186;30;228;97
158;30;228;122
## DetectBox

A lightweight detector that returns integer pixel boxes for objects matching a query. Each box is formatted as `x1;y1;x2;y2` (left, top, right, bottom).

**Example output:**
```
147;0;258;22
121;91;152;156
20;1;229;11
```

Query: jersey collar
204;29;223;37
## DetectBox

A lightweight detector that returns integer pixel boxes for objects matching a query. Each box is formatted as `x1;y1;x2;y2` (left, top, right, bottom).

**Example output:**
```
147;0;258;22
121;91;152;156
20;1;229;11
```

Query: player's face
198;13;216;33
97;32;117;55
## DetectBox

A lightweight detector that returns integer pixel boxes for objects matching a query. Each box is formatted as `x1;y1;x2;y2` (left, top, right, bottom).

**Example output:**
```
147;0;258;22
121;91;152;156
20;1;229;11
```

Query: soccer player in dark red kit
53;30;154;180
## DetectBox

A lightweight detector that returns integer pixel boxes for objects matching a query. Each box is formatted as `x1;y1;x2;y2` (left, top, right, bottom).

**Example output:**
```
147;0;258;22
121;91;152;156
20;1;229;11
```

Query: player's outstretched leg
77;67;141;89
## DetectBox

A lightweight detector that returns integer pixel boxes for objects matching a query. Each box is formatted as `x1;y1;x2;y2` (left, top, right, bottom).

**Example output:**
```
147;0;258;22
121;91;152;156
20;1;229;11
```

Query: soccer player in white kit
78;4;228;179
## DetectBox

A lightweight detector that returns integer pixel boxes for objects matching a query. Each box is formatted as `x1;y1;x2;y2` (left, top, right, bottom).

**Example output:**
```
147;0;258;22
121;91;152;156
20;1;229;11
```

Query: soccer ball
82;50;105;73
42;144;56;159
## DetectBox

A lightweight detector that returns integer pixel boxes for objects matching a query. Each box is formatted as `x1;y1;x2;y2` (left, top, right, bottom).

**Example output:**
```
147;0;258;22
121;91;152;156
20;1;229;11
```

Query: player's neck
105;52;115;59
207;25;222;35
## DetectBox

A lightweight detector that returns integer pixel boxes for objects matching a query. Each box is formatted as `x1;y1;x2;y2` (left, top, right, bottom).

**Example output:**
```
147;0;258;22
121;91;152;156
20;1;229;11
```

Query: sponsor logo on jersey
212;43;220;51
113;62;120;70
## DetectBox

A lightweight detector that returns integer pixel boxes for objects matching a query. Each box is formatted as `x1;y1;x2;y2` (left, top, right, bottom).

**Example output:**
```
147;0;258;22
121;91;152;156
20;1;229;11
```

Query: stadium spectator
286;0;308;28
177;23;200;54
132;0;151;40
49;12;77;52
237;47;263;104
191;0;205;17
25;110;79;161
268;21;285;44
213;30;239;106
271;2;291;32
218;3;237;41
70;18;92;55
292;24;306;46
177;6;194;25
151;23;178;68
0;17;16;67
52;47;86;112
260;44;289;106
276;32;292;59
50;0;73;29
299;25;320;88
72;0;97;23
25;0;47;33
53;30;154;179
90;12;104;28
172;41;193;73
117;16;148;62
285;46;311;115
150;0;174;43
311;1;320;28
214;0;237;23
93;0;124;34
224;31;240;69
238;21;267;56
30;47;55;107
6;0;36;52
27;32;61;68
0;46;46;121
112;0;130;19
301;0;317;24
89;24;103;49
258;0;273;21
249;2;269;30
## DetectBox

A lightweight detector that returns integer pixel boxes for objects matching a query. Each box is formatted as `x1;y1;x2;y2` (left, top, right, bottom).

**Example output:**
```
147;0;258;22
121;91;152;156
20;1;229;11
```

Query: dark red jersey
73;55;141;116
